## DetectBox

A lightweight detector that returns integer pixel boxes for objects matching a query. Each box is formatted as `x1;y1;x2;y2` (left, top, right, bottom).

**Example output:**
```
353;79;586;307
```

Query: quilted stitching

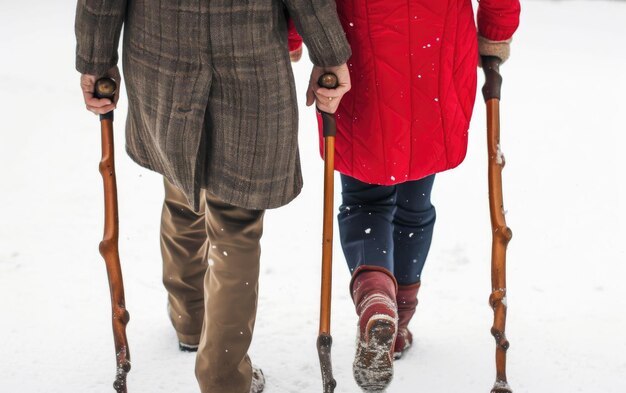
323;0;489;184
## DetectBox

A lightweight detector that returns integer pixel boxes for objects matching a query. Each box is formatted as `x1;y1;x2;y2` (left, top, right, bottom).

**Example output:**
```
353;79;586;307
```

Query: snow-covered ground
1;1;625;392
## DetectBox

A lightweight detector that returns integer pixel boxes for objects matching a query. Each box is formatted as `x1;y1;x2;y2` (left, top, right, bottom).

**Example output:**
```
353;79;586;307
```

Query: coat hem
125;146;303;211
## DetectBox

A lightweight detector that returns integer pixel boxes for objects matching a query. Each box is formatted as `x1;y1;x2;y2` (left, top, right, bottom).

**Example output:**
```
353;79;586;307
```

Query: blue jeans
338;174;436;285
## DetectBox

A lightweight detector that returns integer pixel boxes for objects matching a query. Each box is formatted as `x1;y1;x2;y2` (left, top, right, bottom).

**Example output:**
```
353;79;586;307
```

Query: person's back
327;0;521;185
76;2;352;393
313;1;521;392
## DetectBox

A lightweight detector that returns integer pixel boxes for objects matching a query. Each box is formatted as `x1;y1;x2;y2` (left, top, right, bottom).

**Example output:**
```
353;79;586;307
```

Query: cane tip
491;380;513;393
95;78;117;99
318;73;339;89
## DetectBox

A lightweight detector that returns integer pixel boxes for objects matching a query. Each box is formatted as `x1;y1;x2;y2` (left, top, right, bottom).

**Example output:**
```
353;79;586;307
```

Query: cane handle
317;72;338;138
318;73;339;90
95;78;117;121
481;56;502;102
95;78;117;99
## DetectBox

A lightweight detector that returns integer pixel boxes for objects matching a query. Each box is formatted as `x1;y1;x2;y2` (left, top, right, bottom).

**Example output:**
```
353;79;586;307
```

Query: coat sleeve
75;0;127;77
282;0;351;67
477;0;521;41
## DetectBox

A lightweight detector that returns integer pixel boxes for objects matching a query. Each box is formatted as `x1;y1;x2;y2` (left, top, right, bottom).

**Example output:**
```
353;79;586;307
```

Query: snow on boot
250;367;265;393
393;282;421;359
351;268;398;393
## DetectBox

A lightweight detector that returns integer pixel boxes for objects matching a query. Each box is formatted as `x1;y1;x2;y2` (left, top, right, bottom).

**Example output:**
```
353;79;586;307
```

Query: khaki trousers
161;178;265;393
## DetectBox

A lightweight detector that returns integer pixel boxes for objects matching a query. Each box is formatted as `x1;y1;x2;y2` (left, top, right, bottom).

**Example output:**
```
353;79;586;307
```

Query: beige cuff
478;35;512;64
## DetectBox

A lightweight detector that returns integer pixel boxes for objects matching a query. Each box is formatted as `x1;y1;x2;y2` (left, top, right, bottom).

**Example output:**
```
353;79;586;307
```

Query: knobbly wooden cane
94;78;131;393
481;56;513;393
317;72;340;393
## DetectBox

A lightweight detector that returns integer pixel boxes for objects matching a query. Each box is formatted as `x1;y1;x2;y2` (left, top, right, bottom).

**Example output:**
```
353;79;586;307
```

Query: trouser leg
195;191;265;393
338;177;400;391
161;178;208;344
337;174;397;275
392;175;436;285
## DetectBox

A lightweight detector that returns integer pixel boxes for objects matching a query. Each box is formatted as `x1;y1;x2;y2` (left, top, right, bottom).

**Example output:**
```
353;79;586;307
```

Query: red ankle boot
351;267;398;392
393;282;421;359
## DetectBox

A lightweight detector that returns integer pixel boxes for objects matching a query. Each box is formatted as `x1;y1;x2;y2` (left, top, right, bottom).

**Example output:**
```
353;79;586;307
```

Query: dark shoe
178;342;199;352
168;302;201;352
351;268;398;392
393;282;421;359
175;332;200;352
250;367;265;393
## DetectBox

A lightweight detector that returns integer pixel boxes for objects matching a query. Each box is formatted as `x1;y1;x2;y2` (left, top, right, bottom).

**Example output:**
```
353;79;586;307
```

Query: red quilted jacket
318;0;520;184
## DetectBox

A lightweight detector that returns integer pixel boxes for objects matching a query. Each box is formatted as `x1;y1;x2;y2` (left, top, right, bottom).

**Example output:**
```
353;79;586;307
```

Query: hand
80;66;121;115
478;35;512;65
289;46;303;63
306;63;351;114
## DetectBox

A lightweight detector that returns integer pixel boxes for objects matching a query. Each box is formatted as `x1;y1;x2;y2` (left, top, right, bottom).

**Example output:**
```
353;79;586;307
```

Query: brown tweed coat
75;0;350;210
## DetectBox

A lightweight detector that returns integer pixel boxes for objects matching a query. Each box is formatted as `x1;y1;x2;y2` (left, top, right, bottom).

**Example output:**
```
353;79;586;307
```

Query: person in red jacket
303;1;521;392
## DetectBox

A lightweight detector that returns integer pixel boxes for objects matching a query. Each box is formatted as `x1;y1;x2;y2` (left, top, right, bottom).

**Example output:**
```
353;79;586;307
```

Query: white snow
1;1;626;393
496;143;505;165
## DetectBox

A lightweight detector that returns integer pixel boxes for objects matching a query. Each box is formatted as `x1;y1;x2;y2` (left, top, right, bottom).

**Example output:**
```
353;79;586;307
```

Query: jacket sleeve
75;0;127;77
282;0;351;67
477;0;521;41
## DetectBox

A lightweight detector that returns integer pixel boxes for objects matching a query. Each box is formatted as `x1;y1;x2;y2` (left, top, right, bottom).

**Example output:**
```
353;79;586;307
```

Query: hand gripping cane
94;78;131;393
317;72;339;393
481;57;513;393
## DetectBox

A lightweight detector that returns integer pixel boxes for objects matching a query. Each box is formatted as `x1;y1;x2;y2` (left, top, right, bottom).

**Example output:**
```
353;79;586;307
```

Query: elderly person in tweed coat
75;1;351;392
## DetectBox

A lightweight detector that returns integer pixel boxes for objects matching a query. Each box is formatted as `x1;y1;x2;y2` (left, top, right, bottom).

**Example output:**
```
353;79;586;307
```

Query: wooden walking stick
481;56;513;393
95;78;131;393
317;72;339;393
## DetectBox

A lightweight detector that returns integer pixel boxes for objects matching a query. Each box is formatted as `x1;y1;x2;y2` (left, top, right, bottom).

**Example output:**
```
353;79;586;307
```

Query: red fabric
319;0;520;185
477;0;522;41
287;18;303;52
352;270;397;335
394;282;420;356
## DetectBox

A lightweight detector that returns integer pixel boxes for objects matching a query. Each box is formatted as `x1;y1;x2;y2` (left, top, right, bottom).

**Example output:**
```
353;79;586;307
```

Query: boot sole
353;315;396;392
